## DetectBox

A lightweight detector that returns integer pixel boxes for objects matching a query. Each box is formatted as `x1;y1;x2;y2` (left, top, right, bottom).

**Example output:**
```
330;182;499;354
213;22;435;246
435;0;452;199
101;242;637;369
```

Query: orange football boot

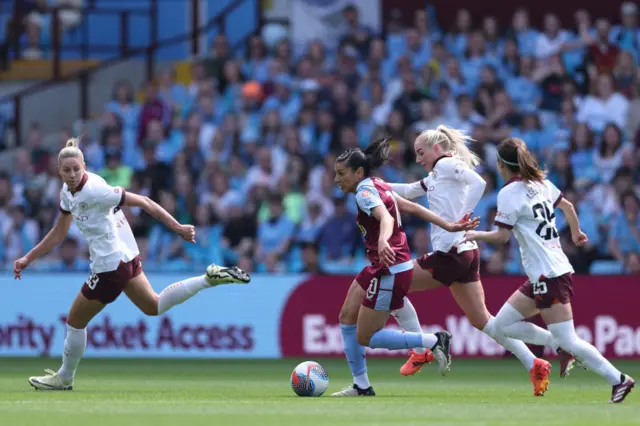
530;358;551;396
400;349;435;376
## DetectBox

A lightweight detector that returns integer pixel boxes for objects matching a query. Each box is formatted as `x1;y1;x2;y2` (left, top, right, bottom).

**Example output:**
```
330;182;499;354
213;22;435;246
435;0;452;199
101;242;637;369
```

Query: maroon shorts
518;273;574;309
356;266;413;311
82;256;143;304
417;248;480;286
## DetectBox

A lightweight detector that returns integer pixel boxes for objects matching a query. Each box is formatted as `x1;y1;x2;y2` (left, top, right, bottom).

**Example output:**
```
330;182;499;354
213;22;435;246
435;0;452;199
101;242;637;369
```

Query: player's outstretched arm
388;181;425;201
557;198;588;247
394;194;479;232
462;227;511;245
13;213;73;279
124;192;196;243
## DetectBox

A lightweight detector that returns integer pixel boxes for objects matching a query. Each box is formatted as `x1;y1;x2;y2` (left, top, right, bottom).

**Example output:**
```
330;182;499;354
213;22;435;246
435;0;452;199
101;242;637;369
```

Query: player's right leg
357;268;452;376
540;302;635;403
392;259;442;376
29;292;105;391
331;280;375;397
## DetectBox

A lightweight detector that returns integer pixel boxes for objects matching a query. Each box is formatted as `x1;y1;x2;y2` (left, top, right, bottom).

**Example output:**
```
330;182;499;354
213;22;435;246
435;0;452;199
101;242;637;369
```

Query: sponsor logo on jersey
360;190;373;198
79;202;88;211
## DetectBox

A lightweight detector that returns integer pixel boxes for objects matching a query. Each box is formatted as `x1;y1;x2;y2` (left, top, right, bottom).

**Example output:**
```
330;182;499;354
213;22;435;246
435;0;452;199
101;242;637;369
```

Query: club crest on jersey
357;222;367;237
79;202;88;211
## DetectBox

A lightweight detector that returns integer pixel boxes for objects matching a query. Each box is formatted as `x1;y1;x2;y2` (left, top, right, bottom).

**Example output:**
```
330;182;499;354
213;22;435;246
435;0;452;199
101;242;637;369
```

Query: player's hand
449;213;481;232
13;257;30;280
378;239;395;267
461;231;478;244
178;224;196;243
572;230;588;247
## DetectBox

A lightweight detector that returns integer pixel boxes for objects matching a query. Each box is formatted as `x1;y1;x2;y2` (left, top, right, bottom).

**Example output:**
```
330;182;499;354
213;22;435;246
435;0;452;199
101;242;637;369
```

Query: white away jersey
390;156;486;253
495;178;574;282
60;172;139;274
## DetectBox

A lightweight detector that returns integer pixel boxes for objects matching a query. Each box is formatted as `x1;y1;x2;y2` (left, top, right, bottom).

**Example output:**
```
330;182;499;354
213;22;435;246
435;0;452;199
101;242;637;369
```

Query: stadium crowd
1;4;639;275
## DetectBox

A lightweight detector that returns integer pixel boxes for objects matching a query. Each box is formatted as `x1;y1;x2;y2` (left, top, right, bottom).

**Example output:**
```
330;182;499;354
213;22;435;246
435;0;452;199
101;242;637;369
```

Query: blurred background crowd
0;2;639;276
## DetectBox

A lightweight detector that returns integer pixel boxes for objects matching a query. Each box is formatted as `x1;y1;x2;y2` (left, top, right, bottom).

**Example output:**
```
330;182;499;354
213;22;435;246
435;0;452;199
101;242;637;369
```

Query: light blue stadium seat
589;260;624;275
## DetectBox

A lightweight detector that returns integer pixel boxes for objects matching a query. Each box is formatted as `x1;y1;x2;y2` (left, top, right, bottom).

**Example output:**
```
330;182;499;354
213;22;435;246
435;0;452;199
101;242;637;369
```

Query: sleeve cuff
117;189;127;208
553;193;564;208
59;207;71;215
494;220;513;230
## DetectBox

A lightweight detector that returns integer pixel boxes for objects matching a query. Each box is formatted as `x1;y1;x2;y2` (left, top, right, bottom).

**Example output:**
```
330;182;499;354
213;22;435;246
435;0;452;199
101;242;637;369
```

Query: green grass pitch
0;358;638;426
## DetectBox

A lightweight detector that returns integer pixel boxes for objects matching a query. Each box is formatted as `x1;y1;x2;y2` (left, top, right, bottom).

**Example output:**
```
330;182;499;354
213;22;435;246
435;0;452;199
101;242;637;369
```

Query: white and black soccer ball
290;361;329;397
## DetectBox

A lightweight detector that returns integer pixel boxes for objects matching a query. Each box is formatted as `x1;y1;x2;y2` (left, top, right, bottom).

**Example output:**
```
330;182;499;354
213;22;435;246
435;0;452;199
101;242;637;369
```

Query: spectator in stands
610;2;640;61
318;196;359;263
608;191;640;265
50;237;88;272
594;123;629;183
2;203;38;263
25;123;49;174
338;3;373;57
299;242;324;273
577;73;629;133
255;192;296;268
626;252;640;275
508;8;539;57
157;67;189;114
24;0;84;59
138;82;171;143
98;151;132;189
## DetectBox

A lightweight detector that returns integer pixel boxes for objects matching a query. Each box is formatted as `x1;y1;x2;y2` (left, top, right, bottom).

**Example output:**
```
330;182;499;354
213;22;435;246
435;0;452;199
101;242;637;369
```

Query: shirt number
87;274;100;290
532;202;558;241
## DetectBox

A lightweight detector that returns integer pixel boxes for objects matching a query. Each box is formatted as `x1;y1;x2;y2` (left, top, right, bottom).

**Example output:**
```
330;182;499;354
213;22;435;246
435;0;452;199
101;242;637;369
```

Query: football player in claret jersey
464;137;634;404
388;126;569;397
13;139;251;391
330;138;479;396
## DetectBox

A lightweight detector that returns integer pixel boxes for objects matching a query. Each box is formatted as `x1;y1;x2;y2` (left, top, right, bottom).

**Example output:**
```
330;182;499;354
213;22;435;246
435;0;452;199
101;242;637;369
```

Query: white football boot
29;369;73;391
205;264;251;286
331;384;376;396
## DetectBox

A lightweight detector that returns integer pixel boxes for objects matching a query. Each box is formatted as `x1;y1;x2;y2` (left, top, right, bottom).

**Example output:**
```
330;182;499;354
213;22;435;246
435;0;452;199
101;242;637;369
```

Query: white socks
157;275;208;315
483;316;536;370
495;303;558;349
58;324;87;381
354;373;371;389
391;298;427;354
421;333;438;349
548;320;623;385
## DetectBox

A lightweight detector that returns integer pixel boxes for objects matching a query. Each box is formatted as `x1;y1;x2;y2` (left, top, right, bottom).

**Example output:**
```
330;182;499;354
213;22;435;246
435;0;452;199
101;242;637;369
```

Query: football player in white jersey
463;137;634;404
388;126;572;396
13;139;251;391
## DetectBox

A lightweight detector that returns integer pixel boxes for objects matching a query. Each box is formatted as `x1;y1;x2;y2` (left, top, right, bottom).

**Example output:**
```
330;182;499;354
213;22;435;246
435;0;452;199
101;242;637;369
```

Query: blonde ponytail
415;125;481;169
58;137;85;163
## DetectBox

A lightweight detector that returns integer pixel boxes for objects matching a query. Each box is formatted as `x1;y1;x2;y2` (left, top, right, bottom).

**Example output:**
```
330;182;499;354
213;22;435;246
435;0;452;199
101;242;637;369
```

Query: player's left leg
541;302;635;403
449;280;552;395
493;290;577;378
124;263;250;316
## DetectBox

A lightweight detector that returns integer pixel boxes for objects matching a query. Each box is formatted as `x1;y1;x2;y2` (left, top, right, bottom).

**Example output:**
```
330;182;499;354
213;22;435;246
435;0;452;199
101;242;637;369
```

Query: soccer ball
290;361;329;397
